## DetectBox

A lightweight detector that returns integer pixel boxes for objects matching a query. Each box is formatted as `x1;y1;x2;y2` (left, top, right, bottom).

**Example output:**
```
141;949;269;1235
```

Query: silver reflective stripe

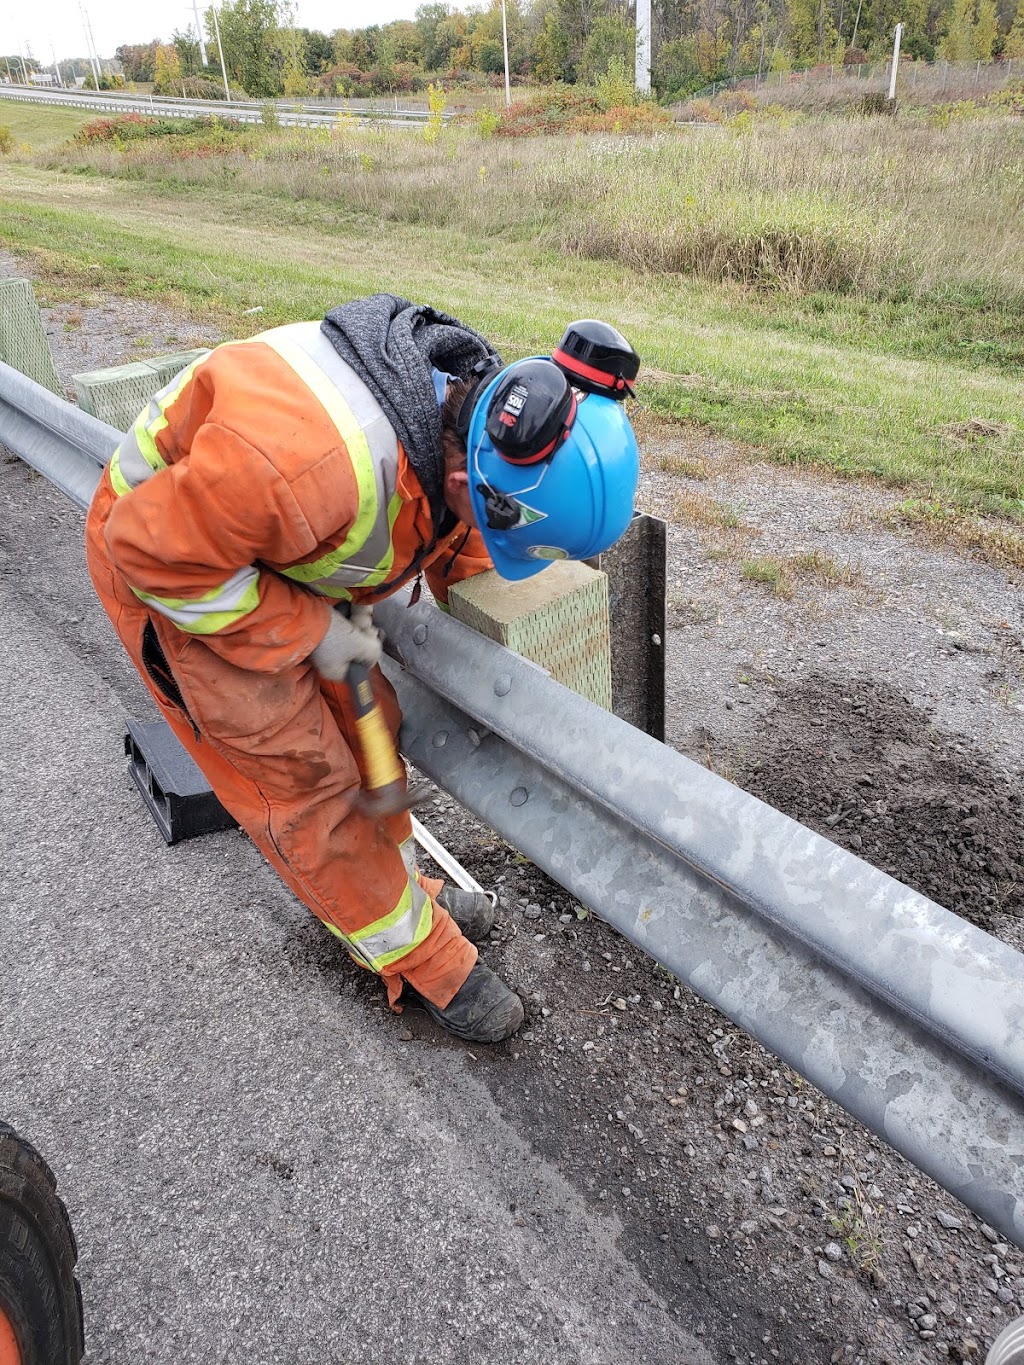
399;834;418;882
352;877;432;967
135;565;260;632
264;324;401;593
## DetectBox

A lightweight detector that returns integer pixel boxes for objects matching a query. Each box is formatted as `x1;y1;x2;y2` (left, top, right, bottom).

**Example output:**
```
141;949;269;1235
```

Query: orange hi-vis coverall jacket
85;321;493;1009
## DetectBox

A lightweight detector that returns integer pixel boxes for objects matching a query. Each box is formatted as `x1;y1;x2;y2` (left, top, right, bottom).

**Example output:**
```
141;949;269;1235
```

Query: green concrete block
73;350;209;432
449;562;612;709
0;278;63;395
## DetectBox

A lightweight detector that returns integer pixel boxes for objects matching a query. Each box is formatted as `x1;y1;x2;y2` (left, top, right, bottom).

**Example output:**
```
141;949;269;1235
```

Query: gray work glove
309;606;382;680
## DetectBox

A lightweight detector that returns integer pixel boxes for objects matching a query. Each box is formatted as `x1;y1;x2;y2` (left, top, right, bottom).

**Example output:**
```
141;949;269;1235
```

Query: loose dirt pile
738;672;1023;931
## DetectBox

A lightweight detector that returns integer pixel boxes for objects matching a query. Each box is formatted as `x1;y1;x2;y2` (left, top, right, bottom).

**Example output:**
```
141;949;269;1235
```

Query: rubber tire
0;1123;84;1365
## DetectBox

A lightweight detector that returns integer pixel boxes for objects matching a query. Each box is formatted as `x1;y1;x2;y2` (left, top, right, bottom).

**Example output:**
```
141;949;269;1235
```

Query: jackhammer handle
347;660;406;797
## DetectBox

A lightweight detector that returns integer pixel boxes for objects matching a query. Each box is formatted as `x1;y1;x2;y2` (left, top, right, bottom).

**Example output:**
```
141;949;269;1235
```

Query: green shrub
595;54;636;111
476;107;500;138
261;101;280;131
0;125;13;156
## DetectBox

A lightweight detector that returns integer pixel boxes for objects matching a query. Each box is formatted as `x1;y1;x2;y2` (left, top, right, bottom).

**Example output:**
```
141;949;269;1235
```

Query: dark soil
729;673;1024;932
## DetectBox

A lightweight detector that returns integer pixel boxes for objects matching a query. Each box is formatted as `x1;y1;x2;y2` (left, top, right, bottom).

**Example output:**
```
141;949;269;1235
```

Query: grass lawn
0;98;96;150
0;153;1020;515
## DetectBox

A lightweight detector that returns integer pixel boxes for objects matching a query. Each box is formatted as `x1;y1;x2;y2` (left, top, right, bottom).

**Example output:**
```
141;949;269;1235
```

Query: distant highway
0;82;440;129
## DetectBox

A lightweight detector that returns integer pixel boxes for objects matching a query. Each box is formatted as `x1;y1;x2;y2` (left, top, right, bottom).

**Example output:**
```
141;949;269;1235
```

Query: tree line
105;0;1024;104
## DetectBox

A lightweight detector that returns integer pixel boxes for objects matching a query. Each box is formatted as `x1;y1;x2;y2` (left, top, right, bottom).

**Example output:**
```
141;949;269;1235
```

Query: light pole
192;0;209;66
209;4;231;102
78;2;102;90
501;0;511;108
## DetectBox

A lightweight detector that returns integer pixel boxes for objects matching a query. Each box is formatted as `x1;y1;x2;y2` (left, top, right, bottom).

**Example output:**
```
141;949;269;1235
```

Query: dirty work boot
436;885;497;943
415;961;524;1044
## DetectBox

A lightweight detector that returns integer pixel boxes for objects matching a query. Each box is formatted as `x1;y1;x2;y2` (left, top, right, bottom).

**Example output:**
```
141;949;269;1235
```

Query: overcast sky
5;0;424;65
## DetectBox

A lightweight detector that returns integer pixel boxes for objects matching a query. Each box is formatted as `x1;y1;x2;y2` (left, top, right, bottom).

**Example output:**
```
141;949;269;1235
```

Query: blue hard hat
466;355;640;581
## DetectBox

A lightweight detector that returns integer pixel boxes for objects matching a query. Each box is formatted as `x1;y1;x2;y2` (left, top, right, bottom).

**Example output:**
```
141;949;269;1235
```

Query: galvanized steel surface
0;360;112;510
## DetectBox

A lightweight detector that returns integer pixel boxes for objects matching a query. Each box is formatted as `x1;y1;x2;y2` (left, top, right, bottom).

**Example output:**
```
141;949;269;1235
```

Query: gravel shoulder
1;252;1022;1364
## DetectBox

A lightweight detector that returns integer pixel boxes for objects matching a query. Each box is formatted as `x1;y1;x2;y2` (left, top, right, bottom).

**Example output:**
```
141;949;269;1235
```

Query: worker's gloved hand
310;608;382;679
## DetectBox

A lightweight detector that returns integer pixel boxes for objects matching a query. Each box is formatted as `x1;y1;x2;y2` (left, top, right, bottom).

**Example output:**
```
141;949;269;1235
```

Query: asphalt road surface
0;468;712;1362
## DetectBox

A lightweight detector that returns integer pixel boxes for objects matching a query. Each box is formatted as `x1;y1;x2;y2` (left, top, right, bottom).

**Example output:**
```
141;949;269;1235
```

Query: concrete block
448;561;612;709
0;278;63;394
73;349;209;432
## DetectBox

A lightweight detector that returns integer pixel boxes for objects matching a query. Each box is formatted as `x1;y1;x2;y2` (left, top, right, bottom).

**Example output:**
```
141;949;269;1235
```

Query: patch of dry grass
652;451;710;478
672;490;746;531
742;554;794;597
790;548;860;587
887;499;1024;573
742;548;860;598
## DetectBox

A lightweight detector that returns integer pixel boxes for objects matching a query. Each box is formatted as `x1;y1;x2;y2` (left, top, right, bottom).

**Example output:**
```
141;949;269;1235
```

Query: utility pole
210;4;231;102
888;22;903;101
192;0;209;66
635;0;652;94
501;0;511;108
50;40;64;87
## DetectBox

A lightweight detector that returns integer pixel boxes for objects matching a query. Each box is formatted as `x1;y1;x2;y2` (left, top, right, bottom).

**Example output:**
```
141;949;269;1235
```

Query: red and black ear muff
484;358;577;466
553;319;640;401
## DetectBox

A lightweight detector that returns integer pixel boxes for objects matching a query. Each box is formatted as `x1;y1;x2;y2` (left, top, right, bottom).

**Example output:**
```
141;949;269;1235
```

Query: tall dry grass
41;114;1024;304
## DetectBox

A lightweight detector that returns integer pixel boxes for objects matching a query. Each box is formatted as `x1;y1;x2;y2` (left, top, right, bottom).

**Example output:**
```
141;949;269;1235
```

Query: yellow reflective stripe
132;408;167;474
349;879;433;970
131;566;261;635
359;492;404;587
257;333;379;582
109;449;132;497
142;358;205;466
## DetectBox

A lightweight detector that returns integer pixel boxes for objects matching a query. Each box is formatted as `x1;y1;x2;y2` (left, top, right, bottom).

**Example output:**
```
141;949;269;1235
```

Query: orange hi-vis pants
85;474;477;1010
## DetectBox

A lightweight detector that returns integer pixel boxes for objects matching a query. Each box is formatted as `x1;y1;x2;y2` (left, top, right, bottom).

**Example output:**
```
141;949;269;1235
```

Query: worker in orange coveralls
86;295;641;1044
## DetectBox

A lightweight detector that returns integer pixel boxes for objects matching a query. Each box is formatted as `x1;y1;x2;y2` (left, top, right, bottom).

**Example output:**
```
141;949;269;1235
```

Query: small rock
739;1220;757;1236
731;1118;748;1134
582;1041;596;1052
981;1223;999;1243
996;1286;1015;1304
918;1314;937;1330
824;1242;843;1262
524;904;542;920
613;998;627;1011
706;1224;721;1240
936;1211;963;1231
817;1259;832;1278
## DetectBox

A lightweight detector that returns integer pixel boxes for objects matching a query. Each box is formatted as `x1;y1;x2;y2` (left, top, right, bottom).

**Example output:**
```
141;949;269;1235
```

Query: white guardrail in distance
1;356;1023;1249
0;84;442;127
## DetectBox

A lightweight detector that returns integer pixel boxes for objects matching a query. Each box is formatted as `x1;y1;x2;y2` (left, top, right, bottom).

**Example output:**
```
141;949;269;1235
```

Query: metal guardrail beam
0;86;443;127
2;365;1023;1247
0;360;116;509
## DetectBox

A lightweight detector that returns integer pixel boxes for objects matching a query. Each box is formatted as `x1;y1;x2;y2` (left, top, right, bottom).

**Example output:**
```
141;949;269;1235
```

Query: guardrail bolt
432;731;448;748
412;624;428;645
510;787;528;807
494;675;512;697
